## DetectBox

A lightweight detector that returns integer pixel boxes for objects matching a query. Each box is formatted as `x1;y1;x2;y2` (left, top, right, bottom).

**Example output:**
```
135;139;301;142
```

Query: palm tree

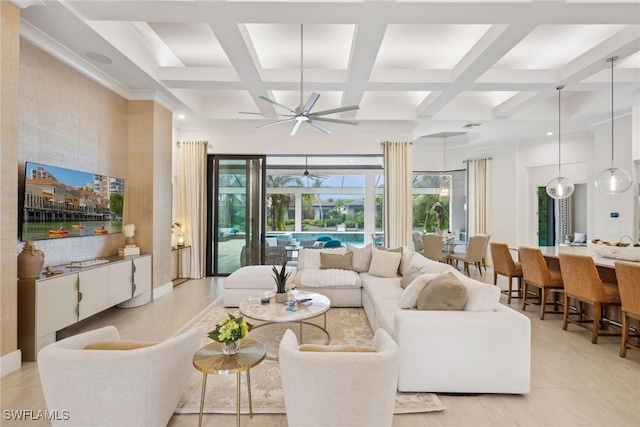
267;175;303;231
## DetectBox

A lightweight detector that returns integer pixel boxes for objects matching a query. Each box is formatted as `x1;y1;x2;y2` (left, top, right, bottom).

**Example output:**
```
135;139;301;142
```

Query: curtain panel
177;141;208;279
382;141;413;248
467;157;492;264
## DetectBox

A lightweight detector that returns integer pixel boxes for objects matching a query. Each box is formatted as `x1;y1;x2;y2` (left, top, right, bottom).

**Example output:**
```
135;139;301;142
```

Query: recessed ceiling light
546;131;553;136
85;51;112;64
462;123;481;129
177;114;186;120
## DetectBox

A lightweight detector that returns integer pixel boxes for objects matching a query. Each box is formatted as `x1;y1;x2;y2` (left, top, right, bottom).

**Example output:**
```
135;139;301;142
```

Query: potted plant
207;313;253;355
272;261;291;303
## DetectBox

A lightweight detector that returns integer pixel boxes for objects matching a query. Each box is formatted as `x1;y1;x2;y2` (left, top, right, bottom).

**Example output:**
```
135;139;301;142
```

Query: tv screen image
22;162;125;242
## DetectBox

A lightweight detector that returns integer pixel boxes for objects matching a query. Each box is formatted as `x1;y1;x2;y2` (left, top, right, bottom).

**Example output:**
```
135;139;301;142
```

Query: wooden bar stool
558;253;621;344
518;246;564;319
614;260;640;357
490;243;523;304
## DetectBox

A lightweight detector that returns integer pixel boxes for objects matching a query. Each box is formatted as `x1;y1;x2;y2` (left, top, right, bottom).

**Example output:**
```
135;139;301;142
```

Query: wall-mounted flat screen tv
21;162;125;242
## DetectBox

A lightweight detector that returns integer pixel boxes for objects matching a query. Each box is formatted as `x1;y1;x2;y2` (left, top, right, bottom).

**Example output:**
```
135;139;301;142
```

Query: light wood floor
3;267;640;427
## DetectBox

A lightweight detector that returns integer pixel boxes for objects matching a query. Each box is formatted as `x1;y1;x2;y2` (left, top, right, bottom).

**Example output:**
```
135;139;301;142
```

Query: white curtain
467;158;492;262
382;141;413;248
177;141;208;279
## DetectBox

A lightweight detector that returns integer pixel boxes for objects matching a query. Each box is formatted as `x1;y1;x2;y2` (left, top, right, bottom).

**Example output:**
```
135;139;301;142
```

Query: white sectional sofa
223;245;531;394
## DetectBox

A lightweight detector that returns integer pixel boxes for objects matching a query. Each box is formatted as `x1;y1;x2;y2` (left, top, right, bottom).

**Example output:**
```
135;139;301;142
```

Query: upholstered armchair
279;328;399;427
38;325;202;427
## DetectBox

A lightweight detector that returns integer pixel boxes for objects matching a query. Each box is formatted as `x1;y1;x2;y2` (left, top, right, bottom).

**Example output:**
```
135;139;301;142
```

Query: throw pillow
416;272;468;311
368;248;402;278
450;270;501;311
346;243;373;272
399;273;439;308
399;246;415;276
400;265;422;289
84;341;157;350
300;247;347;270
320;252;353;271
409;253;455;275
299;344;377;353
377;246;403;253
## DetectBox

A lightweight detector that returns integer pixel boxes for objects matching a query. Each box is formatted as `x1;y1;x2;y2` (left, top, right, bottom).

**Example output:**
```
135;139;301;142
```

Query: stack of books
118;247;140;257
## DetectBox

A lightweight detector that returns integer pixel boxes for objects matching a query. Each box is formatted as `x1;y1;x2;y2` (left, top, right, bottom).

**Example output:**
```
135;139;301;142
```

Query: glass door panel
207;156;266;276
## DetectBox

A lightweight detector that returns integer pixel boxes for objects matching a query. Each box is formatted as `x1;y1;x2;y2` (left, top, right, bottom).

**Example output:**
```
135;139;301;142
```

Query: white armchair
279;328;399;427
37;325;202;427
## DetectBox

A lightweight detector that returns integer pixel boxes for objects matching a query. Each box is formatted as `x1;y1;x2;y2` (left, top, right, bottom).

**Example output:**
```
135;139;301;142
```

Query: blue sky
26;162;96;189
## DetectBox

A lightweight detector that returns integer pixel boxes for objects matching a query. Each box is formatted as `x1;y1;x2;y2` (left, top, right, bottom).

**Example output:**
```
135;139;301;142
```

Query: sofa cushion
320;252;353;270
299;247;347;270
84;341;157;350
368;248;402;278
409;254;455;275
346;243;373;272
400;265;421;289
225;265;296;289
360;273;403;300
399;273;439;308
294;268;361;287
299;344;377;353
416;272;468;311
450;270;501;311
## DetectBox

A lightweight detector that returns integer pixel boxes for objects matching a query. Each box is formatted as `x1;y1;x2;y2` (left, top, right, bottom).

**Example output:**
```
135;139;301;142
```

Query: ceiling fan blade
301;92;321;115
310;116;358;126
309;104;359;116
258;96;296;114
307;120;331;135
256;118;296;129
290;120;303;136
239;112;293;118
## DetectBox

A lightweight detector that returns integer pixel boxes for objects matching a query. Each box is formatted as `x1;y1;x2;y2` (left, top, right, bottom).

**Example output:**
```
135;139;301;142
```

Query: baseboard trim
153;281;173;300
1;350;22;377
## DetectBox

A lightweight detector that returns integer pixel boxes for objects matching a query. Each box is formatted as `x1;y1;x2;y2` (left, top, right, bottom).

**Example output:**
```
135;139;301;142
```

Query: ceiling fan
240;24;359;136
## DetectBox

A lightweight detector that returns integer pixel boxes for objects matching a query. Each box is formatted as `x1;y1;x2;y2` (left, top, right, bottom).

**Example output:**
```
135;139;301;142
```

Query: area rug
174;298;445;415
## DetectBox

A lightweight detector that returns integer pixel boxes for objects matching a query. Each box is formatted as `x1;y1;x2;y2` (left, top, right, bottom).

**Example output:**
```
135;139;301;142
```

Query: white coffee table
239;290;331;359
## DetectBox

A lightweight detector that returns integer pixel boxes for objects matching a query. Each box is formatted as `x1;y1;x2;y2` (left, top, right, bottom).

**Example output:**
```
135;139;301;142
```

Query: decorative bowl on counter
588;240;640;262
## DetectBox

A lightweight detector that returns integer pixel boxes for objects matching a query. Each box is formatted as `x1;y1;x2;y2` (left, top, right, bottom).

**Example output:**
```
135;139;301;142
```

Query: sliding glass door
207;155;266;276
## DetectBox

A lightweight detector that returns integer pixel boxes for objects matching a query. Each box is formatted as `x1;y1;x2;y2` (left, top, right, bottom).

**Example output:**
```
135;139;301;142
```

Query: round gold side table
192;339;266;427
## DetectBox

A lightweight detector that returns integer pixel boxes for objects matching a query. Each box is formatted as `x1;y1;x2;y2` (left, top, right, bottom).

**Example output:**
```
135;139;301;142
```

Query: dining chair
518;246;564;320
477;233;491;272
559;253;621;344
422;234;446;263
448;235;485;276
412;232;424;254
614;260;640;357
490;243;523;304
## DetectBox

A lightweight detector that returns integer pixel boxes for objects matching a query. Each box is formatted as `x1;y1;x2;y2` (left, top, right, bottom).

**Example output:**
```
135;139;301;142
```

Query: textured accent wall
18;40;129;265
0;1;20;358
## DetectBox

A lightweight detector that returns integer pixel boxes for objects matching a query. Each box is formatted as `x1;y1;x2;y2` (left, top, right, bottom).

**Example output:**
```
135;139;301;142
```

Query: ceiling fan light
595;167;633;194
546;176;575;200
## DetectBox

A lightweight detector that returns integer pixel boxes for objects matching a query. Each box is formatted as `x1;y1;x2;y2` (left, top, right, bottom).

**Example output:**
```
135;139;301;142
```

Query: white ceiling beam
416;23;536;117
341;20;388;118
206;20;275;115
494;27;640;117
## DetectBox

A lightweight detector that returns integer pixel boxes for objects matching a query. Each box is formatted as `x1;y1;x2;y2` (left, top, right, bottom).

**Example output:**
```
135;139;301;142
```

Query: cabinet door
78;268;110;321
36;274;78;337
108;261;133;305
132;255;152;297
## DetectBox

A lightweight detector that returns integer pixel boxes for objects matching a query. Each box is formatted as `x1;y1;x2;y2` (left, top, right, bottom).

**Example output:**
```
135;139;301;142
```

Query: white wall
591;114;637;241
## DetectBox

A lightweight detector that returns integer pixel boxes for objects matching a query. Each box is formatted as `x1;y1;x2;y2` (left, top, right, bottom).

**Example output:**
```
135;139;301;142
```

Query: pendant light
595;56;632;194
546;85;574;200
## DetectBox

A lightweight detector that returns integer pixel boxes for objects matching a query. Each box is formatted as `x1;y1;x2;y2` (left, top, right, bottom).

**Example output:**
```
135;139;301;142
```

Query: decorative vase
18;241;45;279
222;340;240;356
275;292;288;303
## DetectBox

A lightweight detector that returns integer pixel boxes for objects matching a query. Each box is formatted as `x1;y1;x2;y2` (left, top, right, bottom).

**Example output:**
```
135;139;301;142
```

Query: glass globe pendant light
439;133;450;197
595;56;632;194
546;85;574;200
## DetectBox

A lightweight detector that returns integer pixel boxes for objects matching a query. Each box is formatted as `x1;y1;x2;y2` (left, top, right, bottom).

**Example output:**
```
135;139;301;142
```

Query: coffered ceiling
17;0;640;145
